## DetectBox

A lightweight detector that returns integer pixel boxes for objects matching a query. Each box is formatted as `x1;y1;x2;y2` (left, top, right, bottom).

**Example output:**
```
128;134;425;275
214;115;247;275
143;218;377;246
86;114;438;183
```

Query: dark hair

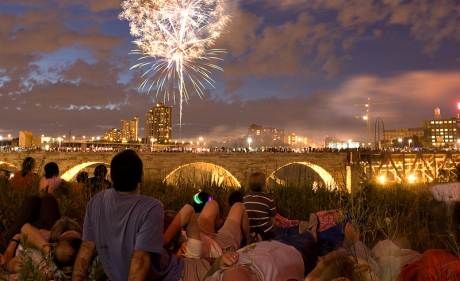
44;162;59;179
94;164;108;179
53;237;82;269
228;190;244;206
110;150;143;192
191;191;212;213
76;171;89;184
21;157;36;177
248;172;266;192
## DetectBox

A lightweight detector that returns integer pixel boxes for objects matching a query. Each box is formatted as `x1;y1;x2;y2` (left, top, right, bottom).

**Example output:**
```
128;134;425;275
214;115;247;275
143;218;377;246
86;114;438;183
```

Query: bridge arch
0;161;18;170
164;162;241;188
268;162;337;190
61;162;110;181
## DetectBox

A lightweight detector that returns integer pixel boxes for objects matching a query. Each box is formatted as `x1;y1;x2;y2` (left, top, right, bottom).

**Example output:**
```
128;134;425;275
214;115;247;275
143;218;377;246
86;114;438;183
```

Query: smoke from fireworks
120;0;230;127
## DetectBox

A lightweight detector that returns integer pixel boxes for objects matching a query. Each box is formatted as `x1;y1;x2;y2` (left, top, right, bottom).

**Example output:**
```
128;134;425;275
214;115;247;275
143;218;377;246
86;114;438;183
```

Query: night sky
1;0;460;143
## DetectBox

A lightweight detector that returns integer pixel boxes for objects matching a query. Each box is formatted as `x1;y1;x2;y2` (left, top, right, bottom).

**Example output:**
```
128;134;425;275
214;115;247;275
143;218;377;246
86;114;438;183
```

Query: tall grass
0;177;457;279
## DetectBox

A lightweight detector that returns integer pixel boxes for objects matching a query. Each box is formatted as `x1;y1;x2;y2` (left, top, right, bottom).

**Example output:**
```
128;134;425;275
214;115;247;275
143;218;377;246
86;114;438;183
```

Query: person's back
84;189;163;280
80;150;182;281
88;165;111;197
243;172;276;238
10;157;39;190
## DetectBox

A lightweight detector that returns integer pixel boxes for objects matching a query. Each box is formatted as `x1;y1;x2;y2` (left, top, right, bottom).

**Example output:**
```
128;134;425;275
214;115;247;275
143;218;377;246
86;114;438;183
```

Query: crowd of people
1;150;460;280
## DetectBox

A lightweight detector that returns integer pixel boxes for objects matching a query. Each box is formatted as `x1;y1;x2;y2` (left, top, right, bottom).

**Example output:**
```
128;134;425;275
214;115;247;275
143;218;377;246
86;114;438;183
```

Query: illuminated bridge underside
61;162;110;182
164;162;241;188
0;161;17;170
362;153;460;184
0;152;348;189
268;162;337;189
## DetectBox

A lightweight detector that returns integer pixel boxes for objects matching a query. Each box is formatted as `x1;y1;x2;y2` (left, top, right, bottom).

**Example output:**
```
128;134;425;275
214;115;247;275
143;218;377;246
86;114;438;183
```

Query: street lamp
408;139;413;149
247;137;253;151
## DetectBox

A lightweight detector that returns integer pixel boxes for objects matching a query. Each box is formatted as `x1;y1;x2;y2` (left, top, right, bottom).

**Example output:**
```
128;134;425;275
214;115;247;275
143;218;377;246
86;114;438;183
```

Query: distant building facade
18;131;41;148
424;118;459;147
248;124;285;147
384;128;425;144
145;103;172;144
121;117;139;143
103;128;122;142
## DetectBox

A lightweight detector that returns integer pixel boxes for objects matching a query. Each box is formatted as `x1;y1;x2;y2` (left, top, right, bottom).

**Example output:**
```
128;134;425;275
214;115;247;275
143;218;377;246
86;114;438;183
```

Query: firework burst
120;0;230;127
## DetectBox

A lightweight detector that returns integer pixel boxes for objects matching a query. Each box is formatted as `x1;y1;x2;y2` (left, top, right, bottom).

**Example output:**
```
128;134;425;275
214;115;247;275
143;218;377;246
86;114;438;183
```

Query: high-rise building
145;103;173;144
248;124;285;147
121;117;139;143
103;128;122;142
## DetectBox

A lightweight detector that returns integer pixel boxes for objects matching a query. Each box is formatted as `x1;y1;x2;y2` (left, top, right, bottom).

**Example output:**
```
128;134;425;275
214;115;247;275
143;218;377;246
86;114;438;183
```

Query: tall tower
121;117;139;142
145;103;172;144
434;107;441;120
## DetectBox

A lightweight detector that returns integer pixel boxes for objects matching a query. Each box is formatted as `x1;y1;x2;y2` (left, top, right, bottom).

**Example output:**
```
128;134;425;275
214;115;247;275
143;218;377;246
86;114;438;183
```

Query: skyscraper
121;117;139;142
145;103;172;144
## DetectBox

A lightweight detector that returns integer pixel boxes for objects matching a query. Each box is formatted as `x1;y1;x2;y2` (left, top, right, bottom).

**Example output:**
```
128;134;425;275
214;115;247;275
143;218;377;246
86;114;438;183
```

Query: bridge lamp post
247;137;253;151
150;137;155;152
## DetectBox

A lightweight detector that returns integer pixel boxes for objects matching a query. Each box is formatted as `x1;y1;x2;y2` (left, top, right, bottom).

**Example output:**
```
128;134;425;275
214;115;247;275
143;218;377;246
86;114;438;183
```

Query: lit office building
145;103;173;144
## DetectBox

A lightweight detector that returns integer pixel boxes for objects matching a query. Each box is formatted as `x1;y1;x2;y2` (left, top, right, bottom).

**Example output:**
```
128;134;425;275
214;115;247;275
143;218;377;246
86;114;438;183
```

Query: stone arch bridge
3;152;460;190
0;152;350;189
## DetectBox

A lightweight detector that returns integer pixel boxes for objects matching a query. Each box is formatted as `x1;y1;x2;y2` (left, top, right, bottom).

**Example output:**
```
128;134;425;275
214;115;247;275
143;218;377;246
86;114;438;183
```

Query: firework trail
120;0;230;127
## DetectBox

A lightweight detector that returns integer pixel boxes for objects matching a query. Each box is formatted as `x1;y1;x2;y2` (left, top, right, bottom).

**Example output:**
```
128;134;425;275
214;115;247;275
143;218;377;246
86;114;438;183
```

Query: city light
0;135;3;141
377;175;387;185
362;115;369;121
407;174;418;184
398;138;403;143
457;102;460;111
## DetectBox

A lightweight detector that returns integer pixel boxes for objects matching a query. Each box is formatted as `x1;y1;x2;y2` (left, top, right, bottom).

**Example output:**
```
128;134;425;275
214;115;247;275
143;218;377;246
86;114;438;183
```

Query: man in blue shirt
72;150;182;281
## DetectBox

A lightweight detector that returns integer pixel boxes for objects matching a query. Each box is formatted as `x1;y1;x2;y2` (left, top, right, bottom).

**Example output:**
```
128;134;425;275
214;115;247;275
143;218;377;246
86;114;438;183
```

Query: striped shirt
244;192;276;234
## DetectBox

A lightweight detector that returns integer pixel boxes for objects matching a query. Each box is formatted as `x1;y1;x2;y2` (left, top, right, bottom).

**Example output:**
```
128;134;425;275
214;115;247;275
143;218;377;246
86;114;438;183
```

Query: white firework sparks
120;0;230;127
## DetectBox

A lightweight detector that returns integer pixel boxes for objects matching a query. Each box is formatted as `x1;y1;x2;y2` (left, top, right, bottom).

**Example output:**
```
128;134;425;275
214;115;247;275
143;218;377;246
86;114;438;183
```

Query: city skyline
0;1;460;142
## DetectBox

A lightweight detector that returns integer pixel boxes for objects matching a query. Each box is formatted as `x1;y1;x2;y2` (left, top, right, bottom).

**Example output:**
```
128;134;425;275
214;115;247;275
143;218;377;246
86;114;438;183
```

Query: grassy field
0;178;458;279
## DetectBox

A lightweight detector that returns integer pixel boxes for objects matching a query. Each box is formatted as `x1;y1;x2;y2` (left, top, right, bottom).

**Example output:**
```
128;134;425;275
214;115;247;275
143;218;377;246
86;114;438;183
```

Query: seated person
243;172;277;240
39;162;62;194
72;150;183;281
1;217;82;279
88;165;111;197
10;157;39;190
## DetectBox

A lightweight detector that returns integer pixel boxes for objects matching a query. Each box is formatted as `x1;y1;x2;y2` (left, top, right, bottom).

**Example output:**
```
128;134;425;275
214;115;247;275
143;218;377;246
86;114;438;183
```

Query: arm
20;224;51;256
0;234;21;267
71;241;96;281
128;250;152;281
